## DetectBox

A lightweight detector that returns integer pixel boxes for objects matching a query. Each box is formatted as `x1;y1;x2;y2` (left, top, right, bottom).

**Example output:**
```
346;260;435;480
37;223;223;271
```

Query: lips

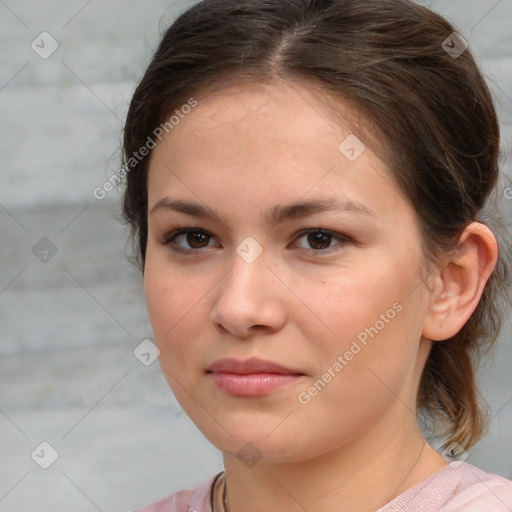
206;357;303;375
206;357;305;396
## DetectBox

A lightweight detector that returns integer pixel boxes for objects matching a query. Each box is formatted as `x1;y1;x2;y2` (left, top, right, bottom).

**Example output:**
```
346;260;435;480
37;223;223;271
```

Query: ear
422;222;498;341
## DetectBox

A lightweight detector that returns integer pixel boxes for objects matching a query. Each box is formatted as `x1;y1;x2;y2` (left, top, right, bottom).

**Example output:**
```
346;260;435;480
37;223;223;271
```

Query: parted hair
122;0;511;450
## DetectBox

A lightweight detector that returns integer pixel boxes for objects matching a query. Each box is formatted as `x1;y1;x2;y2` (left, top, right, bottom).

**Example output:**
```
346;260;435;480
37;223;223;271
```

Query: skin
144;80;498;512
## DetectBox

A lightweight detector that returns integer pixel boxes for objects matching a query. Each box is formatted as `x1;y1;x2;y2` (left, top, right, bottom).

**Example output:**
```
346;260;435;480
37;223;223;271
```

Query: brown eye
186;231;211;248
307;231;333;250
293;229;350;253
161;228;218;253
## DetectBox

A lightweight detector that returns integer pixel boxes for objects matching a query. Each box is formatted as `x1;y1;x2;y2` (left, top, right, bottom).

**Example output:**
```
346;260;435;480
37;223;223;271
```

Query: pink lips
207;357;305;396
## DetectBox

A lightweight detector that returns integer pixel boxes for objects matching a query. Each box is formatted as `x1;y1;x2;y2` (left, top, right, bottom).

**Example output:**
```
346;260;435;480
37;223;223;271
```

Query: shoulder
129;473;221;512
445;462;512;510
381;462;512;512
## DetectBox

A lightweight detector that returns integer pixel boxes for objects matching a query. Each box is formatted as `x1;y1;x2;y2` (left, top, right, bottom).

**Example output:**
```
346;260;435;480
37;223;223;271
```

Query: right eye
160;228;220;254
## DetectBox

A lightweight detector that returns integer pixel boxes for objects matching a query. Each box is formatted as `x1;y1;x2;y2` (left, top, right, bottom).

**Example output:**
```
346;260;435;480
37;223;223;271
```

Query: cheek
144;255;203;366
144;259;173;336
144;261;215;426
300;258;424;385
293;300;421;449
298;267;402;345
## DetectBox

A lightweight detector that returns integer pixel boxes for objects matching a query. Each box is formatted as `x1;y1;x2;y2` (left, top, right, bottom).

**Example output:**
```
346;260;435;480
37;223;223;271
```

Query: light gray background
1;1;511;511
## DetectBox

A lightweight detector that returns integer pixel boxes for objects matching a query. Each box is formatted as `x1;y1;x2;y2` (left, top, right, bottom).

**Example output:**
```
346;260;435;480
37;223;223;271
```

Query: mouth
206;357;306;396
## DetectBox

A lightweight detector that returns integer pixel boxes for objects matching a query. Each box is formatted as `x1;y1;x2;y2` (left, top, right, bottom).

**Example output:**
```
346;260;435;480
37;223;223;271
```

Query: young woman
122;0;512;510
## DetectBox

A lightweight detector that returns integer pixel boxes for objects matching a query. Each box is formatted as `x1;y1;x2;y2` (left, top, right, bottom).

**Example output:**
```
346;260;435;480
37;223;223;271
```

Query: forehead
147;80;409;225
170;80;365;149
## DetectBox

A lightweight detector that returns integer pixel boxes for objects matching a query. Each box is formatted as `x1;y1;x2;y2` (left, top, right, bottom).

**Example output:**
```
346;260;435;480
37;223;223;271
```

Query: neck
221;416;447;512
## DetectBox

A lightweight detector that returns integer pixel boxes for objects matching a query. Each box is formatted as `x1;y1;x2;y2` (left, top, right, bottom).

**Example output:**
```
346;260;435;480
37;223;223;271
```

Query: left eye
292;229;349;252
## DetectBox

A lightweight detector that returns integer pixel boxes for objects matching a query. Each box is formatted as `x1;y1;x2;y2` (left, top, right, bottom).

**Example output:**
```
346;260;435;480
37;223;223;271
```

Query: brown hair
122;0;511;450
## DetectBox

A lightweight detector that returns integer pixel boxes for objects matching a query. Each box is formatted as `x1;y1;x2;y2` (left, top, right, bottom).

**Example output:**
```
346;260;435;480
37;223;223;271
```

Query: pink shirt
131;461;512;511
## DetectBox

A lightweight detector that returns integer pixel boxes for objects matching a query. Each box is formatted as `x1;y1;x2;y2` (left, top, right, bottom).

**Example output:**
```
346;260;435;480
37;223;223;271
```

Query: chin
194;417;322;465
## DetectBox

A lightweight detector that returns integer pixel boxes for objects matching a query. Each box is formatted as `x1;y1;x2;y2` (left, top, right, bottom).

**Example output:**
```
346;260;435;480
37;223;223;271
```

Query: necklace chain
213;440;427;512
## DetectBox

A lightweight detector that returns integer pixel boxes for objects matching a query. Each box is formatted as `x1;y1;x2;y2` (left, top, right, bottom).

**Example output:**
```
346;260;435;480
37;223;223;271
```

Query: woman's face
144;80;433;463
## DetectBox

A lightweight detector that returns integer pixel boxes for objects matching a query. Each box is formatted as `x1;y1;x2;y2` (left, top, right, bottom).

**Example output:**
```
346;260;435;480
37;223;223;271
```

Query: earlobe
422;222;498;342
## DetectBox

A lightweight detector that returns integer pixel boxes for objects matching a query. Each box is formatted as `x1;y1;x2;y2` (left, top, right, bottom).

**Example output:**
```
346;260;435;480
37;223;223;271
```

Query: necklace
212;440;427;512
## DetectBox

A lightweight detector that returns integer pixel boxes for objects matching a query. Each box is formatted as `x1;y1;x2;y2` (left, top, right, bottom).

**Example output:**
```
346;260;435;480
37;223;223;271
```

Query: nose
209;248;287;339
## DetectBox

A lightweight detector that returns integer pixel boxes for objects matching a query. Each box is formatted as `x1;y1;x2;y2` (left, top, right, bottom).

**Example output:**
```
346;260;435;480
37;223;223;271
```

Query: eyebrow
149;196;376;227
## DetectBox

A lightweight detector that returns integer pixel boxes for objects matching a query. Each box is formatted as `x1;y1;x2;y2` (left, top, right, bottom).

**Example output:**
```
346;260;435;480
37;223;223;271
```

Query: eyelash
158;226;351;256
